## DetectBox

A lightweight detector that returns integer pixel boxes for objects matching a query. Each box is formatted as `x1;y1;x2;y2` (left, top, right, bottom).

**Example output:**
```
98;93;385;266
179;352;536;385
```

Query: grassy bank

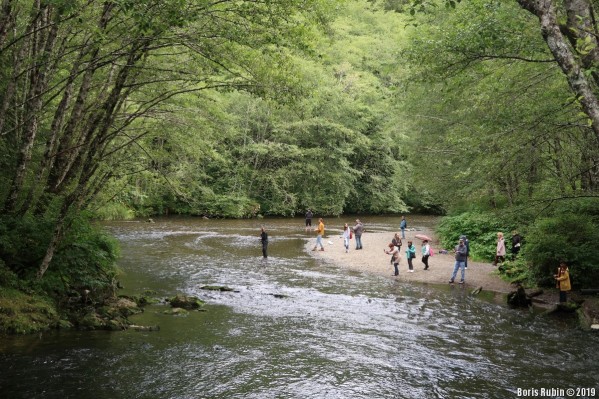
0;288;63;334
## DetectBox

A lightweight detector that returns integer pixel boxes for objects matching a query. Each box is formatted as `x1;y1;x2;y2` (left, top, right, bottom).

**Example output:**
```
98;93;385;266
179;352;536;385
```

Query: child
554;261;571;303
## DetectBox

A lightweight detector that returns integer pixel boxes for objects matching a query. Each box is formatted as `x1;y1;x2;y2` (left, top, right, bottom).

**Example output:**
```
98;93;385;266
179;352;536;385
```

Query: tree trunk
5;4;58;214
564;0;599;85
517;0;599;143
0;0;13;52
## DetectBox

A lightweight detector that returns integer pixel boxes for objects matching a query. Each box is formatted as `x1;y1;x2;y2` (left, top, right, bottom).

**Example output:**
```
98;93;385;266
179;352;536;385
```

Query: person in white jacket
342;223;351;253
494;232;506;266
421;240;431;270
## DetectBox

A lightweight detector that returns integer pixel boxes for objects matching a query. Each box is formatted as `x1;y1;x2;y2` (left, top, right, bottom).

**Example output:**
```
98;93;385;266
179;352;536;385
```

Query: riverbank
308;228;514;293
307;228;599;329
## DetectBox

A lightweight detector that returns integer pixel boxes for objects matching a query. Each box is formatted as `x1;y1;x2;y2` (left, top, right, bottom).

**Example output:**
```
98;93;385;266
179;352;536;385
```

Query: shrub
437;211;519;262
93;202;136;220
525;213;599;288
0;212;120;302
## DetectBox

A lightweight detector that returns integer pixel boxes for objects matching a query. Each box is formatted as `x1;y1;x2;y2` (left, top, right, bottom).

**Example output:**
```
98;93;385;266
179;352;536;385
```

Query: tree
395;0;599;211
517;0;599;143
0;0;333;278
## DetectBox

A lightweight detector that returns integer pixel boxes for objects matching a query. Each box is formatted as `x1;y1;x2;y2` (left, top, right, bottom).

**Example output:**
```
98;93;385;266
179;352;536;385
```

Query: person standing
342;223;351;253
405;240;416;272
493;232;506;266
392;232;402;251
312;218;325;251
554;261;571;303
449;238;468;284
385;243;401;276
391;233;402;265
511;231;522;260
421;239;431;270
460;235;470;269
305;209;313;232
353;219;364;250
400;216;407;239
260;226;268;259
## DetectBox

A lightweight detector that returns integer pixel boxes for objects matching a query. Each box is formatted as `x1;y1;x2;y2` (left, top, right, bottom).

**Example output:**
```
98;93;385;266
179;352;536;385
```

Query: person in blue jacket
400;216;407;239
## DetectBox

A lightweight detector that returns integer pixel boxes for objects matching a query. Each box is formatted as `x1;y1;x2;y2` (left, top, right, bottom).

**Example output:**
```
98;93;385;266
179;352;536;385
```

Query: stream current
0;215;598;399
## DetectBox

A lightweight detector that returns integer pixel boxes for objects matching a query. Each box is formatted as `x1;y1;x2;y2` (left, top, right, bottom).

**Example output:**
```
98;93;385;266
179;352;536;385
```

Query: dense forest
1;0;598;333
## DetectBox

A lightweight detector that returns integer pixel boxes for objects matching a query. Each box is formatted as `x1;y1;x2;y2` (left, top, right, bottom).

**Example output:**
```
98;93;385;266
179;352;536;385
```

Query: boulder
507;286;531;307
168;295;205;310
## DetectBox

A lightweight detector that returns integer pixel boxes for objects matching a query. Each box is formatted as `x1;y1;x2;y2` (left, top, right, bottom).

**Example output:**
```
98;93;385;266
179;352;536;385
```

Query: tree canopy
1;0;598;290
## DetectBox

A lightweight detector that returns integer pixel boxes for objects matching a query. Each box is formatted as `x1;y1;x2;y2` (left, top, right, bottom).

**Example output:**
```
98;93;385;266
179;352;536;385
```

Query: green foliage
436;211;518;261
0;215;54;274
497;258;535;286
524;199;599;288
48;214;120;300
440;198;599;289
397;0;598;212
0;287;60;334
93;202;136;221
0;260;20;290
0;213;119;302
95;3;412;218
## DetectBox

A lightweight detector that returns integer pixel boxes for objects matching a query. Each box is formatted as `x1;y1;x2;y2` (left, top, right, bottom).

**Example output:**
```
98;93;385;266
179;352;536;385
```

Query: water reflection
0;216;598;399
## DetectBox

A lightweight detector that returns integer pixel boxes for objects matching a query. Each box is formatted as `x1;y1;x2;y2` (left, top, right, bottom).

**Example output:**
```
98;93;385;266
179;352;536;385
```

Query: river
0;215;598;399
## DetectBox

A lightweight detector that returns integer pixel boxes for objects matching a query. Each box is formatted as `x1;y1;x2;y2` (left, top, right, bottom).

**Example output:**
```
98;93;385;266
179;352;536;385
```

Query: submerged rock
128;324;160;331
163;307;188;316
200;285;235;292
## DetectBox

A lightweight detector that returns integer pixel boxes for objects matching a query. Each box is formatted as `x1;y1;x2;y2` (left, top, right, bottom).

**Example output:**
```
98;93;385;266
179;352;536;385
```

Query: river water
1;215;598;399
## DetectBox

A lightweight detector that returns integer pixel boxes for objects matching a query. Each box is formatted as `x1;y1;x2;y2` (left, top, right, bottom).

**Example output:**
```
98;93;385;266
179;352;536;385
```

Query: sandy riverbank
307;228;514;293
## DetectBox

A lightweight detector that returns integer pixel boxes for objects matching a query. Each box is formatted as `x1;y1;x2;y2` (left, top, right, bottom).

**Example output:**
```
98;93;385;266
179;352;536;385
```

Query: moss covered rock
168;294;205;310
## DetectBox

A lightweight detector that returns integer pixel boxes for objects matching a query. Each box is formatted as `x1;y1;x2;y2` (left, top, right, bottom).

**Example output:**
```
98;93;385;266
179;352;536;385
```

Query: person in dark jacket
511;231;522;260
449;238;468;284
460;234;470;269
260;226;268;259
352;219;364;250
305;209;313;232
